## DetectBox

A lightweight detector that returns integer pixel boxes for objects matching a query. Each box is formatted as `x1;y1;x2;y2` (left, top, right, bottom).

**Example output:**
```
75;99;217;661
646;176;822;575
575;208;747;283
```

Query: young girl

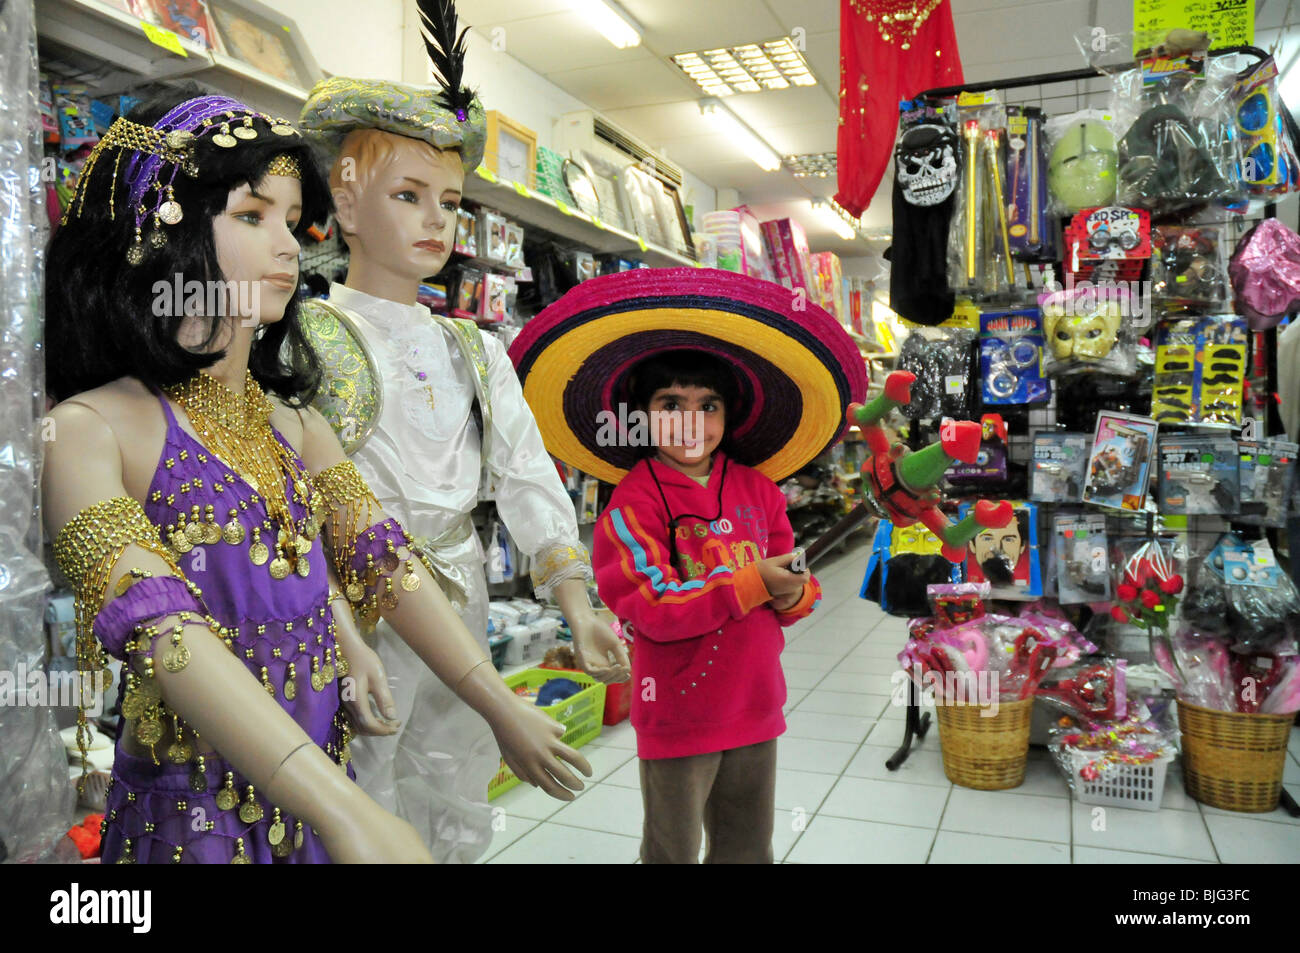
508;268;869;863
42;88;584;864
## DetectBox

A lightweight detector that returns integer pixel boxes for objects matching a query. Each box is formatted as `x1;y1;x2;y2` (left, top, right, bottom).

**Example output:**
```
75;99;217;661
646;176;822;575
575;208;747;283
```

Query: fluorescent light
699;99;781;171
812;200;856;240
672;36;818;95
574;0;641;49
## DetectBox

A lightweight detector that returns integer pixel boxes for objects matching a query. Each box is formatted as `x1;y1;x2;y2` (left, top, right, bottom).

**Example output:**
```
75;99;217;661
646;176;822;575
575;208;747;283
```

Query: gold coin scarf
164;371;317;578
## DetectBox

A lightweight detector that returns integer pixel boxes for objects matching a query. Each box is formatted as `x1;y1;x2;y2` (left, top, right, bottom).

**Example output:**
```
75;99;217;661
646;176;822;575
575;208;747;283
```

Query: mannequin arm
553;578;630;683
297;407;592;800
42;401;430;863
325;569;400;736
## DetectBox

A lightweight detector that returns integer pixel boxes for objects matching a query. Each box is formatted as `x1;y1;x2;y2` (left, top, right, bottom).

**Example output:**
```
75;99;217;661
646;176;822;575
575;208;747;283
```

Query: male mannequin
299;2;629;862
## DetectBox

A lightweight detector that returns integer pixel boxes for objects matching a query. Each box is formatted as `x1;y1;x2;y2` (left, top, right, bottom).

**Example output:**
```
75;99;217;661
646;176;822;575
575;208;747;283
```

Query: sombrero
508;267;868;485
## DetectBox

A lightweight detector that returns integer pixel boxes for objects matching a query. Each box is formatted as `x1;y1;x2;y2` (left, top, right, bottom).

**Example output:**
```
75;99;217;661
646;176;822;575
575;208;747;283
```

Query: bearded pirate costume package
298;0;593;862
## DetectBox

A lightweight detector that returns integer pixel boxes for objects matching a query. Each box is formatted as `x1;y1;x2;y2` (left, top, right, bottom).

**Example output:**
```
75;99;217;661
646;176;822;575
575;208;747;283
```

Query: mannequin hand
318;795;434;864
490;697;593;802
757;553;806;599
456;662;593;800
341;640;400;737
569;611;631;684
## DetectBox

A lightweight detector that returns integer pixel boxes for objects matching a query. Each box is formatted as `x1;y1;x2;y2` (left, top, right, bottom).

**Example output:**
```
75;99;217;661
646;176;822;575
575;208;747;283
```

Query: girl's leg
639;751;721;863
702;739;777;863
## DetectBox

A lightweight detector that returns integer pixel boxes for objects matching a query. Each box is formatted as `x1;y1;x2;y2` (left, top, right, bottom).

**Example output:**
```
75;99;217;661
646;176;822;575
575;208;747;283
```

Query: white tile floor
482;543;1300;863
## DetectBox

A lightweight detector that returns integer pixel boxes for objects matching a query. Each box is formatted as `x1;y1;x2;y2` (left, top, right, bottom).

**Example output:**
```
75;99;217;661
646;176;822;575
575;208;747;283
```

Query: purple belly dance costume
98;391;352;864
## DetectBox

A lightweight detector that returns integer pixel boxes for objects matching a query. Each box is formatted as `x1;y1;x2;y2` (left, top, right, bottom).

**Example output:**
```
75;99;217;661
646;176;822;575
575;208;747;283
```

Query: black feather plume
418;0;475;120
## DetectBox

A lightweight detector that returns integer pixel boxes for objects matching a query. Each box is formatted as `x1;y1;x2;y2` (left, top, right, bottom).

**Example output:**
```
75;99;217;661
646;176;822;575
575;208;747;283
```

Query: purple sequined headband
63;94;302;264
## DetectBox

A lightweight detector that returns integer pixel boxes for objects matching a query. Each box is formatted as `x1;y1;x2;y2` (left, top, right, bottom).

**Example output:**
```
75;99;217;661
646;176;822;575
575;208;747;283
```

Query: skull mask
895;124;959;207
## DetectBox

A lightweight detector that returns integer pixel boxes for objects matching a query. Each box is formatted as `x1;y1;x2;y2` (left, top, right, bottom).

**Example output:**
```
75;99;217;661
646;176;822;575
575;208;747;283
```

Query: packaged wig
45;85;332;404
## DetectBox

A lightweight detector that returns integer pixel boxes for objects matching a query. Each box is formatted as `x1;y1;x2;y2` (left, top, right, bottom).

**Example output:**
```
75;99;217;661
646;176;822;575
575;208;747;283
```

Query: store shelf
36;0;315;121
464;167;698;270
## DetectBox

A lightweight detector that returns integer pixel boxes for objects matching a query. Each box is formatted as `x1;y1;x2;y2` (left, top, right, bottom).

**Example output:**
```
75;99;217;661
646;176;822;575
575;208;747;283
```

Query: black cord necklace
646;455;729;572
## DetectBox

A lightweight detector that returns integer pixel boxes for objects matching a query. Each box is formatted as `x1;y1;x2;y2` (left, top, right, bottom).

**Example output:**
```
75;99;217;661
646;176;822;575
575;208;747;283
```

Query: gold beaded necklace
164;371;316;579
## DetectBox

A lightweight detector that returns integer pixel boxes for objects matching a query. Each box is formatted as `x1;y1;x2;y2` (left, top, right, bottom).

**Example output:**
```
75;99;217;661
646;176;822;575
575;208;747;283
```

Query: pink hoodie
593;453;821;759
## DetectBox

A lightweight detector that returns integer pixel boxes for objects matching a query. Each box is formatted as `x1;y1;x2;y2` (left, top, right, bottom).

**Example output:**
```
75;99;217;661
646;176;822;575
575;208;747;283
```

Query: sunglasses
1236;91;1270;134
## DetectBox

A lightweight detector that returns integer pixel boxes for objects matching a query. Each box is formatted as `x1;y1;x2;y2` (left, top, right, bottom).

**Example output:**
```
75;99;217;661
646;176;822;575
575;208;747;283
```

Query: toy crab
850;370;1014;563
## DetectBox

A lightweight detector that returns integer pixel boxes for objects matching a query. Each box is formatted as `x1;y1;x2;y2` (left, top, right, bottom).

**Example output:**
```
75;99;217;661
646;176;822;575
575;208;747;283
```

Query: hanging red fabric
835;0;965;218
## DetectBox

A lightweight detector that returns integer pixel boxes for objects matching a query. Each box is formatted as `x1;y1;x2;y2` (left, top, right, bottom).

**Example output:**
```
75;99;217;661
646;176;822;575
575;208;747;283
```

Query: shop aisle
482;543;1300;864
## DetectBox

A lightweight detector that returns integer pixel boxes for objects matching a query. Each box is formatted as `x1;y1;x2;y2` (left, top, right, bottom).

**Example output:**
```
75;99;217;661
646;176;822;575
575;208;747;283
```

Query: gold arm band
53;496;179;594
311;461;373;514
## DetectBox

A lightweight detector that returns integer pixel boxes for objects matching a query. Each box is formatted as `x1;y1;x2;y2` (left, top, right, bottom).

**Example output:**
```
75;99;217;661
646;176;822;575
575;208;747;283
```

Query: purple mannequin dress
98;391;351;864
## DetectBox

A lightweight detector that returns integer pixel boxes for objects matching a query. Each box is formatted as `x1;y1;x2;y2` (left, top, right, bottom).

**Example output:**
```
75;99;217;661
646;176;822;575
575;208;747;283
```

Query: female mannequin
42;89;587;863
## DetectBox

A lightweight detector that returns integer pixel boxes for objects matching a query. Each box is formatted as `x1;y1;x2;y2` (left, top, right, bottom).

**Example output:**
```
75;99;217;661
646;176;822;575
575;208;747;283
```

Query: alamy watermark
0;664;110;717
890;666;1002;716
595;404;708;458
151;273;265;326
1052;273;1154;329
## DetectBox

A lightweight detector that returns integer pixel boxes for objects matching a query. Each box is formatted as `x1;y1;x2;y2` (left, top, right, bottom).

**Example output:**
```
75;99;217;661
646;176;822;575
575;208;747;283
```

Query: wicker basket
1178;700;1292;813
935;696;1034;790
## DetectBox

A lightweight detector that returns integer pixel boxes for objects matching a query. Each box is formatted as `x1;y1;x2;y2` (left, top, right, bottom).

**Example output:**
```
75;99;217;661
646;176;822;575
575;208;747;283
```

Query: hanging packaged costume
299;0;592;863
889;100;960;326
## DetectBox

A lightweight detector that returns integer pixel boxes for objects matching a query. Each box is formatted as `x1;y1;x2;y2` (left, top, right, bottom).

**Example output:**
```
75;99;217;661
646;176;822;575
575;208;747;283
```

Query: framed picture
486;111;537;187
621;165;667;247
561;159;600;218
581;151;629;230
209;1;306;87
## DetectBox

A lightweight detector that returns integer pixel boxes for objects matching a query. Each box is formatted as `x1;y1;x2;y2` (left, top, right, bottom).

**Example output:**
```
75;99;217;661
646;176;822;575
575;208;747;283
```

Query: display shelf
35;0;316;122
464;166;698;270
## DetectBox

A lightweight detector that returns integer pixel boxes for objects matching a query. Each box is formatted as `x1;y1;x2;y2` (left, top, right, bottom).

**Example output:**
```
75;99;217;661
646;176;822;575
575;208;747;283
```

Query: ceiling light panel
671;36;817;96
784;152;838;177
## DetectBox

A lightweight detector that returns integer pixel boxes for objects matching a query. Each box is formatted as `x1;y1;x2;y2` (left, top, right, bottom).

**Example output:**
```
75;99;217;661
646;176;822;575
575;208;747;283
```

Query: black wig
45;85;333;404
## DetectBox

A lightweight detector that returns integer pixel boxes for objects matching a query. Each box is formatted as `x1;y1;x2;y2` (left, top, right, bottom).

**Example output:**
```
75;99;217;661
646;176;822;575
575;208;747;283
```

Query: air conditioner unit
554;110;683;189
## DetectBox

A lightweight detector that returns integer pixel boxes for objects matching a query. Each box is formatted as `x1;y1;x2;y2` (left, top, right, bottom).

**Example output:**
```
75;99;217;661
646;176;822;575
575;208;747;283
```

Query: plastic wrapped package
1045;109;1120;215
894;326;976;419
946;101;1015;298
1111;57;1246;216
1038;284;1138;378
1228;217;1300;330
0;0;76;864
1108;535;1188;637
1180;534;1300;654
1048;708;1177;790
1230;56;1299;198
1150;224;1229;312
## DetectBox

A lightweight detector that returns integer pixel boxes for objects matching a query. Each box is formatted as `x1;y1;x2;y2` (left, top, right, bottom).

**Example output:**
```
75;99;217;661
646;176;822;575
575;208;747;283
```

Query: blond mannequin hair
330;128;461;247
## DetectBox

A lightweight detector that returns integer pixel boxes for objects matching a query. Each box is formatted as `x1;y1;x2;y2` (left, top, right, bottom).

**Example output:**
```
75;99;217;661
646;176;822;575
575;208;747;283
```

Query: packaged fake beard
957;500;1043;600
861;520;961;617
1082;412;1158;512
1156;434;1239;516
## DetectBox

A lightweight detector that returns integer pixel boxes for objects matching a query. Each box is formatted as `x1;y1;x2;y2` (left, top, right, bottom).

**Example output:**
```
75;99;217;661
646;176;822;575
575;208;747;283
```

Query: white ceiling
456;0;1300;257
